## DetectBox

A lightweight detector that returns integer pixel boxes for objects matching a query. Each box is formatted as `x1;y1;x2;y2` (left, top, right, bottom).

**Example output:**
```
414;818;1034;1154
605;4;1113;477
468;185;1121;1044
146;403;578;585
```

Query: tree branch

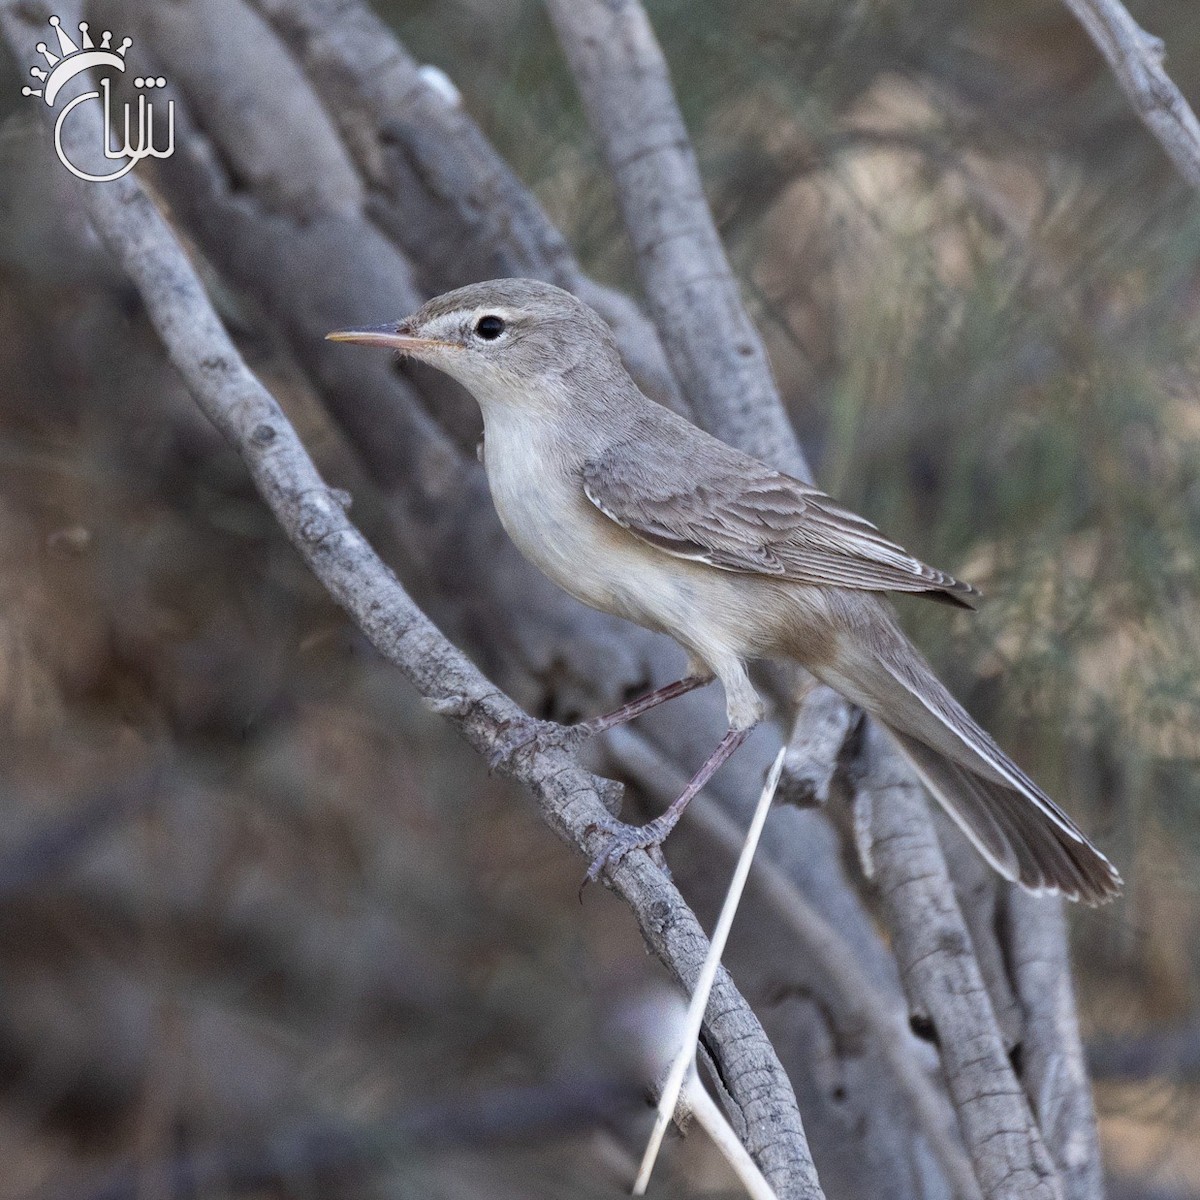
1006;892;1105;1200
856;721;1061;1200
544;8;1088;1197
1061;0;1200;187
608;725;982;1200
544;0;811;481
8;0;1109;1194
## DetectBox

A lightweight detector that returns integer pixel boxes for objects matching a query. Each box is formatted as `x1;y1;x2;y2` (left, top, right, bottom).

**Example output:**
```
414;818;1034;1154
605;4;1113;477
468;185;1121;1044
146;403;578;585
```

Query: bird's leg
486;675;712;772
585;724;754;883
579;673;713;735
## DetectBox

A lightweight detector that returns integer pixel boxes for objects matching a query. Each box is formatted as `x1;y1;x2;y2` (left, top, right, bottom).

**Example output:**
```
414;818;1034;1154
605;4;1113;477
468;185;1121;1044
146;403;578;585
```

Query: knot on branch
295;488;354;547
1138;28;1167;64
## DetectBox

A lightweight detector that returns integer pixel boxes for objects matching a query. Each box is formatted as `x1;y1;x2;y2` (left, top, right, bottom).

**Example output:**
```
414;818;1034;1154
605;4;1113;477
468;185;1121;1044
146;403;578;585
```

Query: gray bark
544;0;810;480
1006;892;1106;1200
545;6;1097;1199
98;5;944;1195
1061;0;1200;187
857;721;1062;1200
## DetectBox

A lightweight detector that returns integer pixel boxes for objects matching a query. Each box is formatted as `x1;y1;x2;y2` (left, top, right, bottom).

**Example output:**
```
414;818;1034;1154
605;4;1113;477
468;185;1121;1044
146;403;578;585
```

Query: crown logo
19;12;175;183
21;15;131;106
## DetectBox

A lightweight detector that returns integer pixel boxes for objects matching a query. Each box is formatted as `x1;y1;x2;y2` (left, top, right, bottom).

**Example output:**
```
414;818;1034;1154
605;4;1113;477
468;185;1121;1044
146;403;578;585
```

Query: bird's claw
582;814;674;890
486;716;591;773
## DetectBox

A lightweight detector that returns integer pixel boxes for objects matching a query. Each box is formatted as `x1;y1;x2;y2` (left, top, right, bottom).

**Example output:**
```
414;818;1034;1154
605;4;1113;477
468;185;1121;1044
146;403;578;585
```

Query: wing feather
581;431;979;607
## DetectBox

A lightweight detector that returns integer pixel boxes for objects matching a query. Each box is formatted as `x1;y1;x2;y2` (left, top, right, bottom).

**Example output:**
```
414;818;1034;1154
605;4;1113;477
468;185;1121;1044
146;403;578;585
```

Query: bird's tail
815;621;1122;905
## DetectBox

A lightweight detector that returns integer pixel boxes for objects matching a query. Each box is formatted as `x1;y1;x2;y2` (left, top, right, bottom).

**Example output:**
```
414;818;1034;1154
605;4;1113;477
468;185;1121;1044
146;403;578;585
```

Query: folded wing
581;426;979;608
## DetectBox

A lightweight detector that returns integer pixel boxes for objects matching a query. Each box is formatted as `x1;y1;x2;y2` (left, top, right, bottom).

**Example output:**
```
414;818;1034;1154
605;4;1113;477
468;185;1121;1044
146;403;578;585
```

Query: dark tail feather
885;729;1121;904
818;629;1122;905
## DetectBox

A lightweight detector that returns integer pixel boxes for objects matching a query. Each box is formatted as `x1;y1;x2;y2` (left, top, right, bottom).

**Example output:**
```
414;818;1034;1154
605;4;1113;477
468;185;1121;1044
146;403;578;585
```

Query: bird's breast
478;413;820;668
483;419;643;616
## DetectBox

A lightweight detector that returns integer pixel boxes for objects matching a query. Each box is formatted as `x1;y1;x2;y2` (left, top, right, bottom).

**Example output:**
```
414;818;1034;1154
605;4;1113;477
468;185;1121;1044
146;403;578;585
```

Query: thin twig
634;749;785;1197
1006;892;1105;1200
685;1083;778;1200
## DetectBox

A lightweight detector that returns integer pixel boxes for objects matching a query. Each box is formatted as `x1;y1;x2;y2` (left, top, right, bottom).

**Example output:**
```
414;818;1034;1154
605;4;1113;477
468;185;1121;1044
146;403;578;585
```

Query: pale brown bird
328;278;1121;904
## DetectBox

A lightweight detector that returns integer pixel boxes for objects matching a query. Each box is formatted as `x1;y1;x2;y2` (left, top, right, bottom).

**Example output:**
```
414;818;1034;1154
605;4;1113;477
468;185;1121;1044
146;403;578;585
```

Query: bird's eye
475;315;506;340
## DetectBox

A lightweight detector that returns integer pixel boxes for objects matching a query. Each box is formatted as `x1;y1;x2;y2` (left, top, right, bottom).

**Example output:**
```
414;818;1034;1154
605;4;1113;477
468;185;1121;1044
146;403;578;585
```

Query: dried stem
635;749;784;1195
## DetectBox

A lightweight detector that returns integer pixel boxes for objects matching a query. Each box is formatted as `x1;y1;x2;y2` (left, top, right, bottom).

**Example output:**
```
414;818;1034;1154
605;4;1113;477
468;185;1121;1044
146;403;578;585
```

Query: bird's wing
581;435;979;607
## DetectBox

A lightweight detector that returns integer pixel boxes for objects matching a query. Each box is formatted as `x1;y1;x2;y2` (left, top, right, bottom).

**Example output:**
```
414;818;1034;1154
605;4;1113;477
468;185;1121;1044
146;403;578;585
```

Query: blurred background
1;0;1199;1195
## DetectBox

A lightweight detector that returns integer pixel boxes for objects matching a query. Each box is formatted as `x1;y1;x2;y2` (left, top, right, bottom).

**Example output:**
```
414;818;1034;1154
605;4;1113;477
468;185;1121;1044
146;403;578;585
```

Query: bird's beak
325;323;455;354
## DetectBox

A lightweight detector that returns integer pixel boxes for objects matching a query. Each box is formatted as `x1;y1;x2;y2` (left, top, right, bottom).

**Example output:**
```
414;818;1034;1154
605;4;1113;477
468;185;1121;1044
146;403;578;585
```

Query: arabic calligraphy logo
21;15;174;182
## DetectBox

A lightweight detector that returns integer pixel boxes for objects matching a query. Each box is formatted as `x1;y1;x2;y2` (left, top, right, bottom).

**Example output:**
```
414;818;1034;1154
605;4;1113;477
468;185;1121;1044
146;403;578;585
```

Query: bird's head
326;278;624;410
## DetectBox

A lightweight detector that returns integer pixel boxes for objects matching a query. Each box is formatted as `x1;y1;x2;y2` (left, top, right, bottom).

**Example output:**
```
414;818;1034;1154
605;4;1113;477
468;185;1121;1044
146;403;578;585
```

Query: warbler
329;278;1120;903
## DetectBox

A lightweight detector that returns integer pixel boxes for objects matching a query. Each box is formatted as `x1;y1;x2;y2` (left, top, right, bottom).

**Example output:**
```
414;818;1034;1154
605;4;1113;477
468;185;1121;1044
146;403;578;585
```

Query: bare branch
1061;0;1200;187
1006;892;1105;1200
6;2;1108;1194
856;721;1061;1200
544;0;811;480
544;10;1084;1197
776;684;857;809
107;14;931;1191
0;6;822;1193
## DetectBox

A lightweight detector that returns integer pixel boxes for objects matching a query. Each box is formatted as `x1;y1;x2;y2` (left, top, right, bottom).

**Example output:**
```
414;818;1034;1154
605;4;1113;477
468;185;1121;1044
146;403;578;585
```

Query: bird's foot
583;813;676;887
486;715;591;773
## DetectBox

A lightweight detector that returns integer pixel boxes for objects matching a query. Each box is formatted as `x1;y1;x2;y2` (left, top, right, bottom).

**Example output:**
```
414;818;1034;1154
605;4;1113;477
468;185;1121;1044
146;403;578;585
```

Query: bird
327;277;1121;904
